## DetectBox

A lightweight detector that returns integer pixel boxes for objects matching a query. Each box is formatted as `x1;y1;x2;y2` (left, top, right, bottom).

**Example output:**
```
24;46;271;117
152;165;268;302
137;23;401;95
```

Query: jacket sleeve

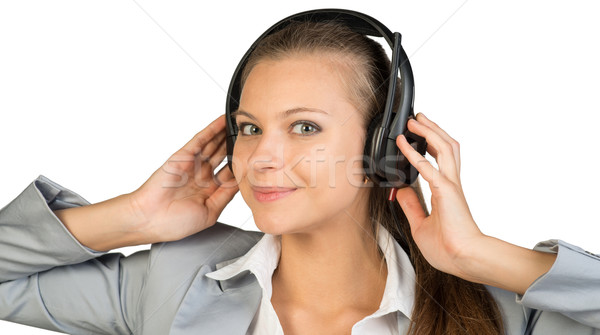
0;176;148;334
518;239;600;329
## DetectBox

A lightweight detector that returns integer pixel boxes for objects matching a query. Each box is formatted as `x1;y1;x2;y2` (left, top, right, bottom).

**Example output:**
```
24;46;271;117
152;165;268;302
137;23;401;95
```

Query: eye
238;122;262;136
291;121;320;136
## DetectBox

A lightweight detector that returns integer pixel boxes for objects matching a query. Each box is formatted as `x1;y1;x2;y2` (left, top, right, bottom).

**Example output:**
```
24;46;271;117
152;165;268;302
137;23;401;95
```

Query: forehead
238;55;360;121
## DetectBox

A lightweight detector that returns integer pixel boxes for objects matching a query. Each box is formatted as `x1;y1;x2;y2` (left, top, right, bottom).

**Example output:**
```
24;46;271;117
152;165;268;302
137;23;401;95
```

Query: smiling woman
226;19;507;334
1;4;600;335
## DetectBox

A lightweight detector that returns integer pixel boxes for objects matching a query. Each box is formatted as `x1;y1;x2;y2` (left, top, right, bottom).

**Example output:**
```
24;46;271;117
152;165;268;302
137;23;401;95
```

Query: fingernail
388;187;398;201
419;113;428;120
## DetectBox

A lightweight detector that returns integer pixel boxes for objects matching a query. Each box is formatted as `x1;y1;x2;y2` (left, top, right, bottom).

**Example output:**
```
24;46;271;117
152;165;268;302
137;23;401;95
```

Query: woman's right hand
54;114;237;251
127;114;238;243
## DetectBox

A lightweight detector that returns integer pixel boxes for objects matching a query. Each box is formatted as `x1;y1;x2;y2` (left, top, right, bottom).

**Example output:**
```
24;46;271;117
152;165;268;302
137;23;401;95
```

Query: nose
248;132;285;173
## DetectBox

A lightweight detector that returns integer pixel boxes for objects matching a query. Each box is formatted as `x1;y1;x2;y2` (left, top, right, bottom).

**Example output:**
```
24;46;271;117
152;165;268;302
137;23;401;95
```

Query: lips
251;186;297;202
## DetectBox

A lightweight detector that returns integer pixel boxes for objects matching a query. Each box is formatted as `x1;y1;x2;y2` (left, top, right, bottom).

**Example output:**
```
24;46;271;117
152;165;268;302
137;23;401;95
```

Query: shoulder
485;285;526;333
148;222;263;272
486;285;599;334
139;222;263;302
129;223;263;331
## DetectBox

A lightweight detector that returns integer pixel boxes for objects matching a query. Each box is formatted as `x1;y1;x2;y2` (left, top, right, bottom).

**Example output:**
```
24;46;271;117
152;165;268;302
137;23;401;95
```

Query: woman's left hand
394;113;556;294
394;113;483;278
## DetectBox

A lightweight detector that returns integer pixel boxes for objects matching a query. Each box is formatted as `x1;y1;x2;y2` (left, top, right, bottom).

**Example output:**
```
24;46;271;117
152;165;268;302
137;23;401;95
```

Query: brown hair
240;20;504;334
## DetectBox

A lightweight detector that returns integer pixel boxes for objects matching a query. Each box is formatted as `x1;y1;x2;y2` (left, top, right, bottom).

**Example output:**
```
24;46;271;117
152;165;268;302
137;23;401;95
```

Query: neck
271;213;387;315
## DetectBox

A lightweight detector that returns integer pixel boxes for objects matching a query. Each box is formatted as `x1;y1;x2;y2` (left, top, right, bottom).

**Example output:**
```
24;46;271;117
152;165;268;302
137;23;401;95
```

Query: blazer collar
169;232;270;334
169;264;262;335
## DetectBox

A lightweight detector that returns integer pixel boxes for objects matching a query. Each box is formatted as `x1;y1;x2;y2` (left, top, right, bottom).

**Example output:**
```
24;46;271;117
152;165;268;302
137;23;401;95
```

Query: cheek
306;141;365;194
330;137;366;189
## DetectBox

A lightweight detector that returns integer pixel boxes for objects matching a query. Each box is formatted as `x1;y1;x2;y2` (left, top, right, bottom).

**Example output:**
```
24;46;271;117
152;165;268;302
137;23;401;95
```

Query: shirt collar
206;232;281;298
205;223;415;319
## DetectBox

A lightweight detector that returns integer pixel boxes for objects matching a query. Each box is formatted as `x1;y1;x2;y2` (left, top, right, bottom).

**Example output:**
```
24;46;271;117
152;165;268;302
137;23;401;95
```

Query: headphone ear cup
363;113;384;174
226;118;238;174
363;113;427;187
394;115;427;186
402;125;427;184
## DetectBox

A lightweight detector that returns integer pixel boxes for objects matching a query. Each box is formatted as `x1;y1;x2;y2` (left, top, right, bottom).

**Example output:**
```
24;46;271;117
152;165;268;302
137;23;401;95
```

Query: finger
207;138;227;170
196;129;226;162
416;113;457;145
416;113;461;174
205;177;239;224
406;118;460;183
181;114;227;156
214;164;237;187
396;134;439;185
194;148;236;192
176;118;226;180
194;137;227;182
395;186;427;232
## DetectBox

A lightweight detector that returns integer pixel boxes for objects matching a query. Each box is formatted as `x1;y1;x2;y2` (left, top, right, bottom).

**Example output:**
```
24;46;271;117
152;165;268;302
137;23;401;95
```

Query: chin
253;214;292;235
254;213;322;236
252;211;308;235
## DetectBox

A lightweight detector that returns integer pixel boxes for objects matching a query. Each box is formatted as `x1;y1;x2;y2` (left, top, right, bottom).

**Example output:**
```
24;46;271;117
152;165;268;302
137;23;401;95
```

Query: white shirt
206;223;416;334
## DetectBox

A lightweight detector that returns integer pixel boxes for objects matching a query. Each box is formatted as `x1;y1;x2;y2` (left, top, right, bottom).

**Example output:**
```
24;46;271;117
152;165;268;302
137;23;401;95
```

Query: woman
1;10;599;335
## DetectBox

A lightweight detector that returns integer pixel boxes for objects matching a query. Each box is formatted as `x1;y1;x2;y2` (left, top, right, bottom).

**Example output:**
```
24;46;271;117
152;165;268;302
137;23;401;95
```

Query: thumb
205;169;239;224
205;184;239;225
395;186;426;230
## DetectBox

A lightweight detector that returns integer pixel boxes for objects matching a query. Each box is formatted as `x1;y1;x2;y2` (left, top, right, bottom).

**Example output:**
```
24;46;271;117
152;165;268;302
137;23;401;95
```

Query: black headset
225;8;427;190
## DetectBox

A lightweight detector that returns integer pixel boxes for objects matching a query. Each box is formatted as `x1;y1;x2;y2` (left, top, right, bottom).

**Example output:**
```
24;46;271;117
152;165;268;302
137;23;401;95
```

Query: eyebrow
230;107;330;121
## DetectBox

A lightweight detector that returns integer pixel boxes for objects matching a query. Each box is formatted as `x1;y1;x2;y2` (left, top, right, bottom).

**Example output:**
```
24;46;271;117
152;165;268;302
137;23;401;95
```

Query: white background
1;1;599;333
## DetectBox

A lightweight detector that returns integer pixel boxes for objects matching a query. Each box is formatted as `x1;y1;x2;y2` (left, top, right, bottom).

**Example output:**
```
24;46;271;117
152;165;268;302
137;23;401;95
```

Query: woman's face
232;55;370;235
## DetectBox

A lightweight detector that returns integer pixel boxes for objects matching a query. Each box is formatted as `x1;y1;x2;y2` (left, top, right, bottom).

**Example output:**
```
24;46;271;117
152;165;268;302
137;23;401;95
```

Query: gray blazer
1;176;599;334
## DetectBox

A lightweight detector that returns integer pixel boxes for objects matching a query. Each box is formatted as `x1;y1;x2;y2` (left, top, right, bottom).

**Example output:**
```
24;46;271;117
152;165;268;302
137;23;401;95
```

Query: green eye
291;122;320;136
239;123;262;136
